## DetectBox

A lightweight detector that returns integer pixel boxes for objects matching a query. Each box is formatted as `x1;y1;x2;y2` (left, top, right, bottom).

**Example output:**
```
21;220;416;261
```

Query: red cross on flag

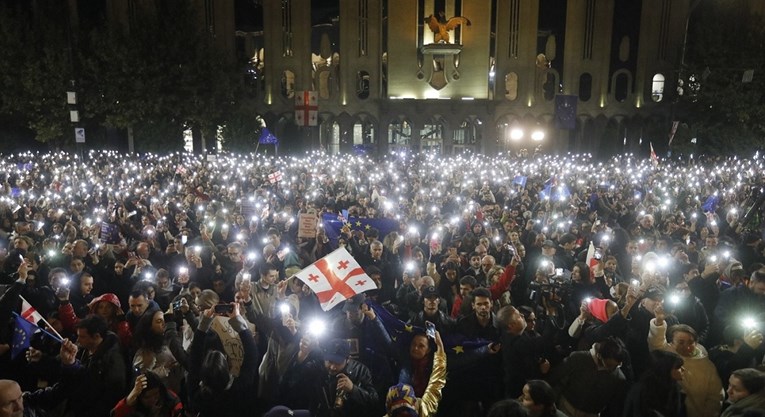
294;247;377;311
20;296;44;325
268;170;283;184
294;91;318;126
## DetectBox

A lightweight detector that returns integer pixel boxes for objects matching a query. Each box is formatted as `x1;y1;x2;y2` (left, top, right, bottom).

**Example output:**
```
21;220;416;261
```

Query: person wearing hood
58;292;132;348
648;303;724;417
719;259;747;291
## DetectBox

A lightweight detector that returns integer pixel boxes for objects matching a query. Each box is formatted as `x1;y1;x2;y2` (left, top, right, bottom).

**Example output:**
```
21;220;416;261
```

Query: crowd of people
0;149;764;417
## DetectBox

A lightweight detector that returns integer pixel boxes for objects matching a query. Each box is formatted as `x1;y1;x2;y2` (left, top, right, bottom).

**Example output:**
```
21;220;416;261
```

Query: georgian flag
649;142;659;167
268;171;283;184
294;91;318;126
20;296;44;325
295;247;378;311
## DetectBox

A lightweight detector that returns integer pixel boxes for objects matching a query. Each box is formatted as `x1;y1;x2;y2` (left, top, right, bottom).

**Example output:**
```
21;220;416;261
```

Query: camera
214;304;234;315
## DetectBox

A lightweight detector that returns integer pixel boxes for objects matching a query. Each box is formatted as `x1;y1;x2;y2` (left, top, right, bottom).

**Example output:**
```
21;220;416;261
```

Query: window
579;73;592;102
453;119;476;145
281;70;295;99
615;73;629;102
357;71;370;99
388;120;411;145
505;72;518;101
651;73;665;102
353;123;375;145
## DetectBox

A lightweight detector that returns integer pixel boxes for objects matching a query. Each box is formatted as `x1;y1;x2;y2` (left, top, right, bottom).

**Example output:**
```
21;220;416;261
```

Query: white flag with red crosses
294;247;377;311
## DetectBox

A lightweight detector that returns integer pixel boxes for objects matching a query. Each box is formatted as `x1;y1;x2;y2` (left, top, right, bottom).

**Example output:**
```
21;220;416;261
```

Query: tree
79;0;243;151
0;1;74;146
678;3;765;155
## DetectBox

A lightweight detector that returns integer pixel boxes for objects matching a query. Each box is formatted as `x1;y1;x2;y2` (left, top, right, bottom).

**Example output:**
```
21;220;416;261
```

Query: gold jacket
418;348;447;417
385;348;447;417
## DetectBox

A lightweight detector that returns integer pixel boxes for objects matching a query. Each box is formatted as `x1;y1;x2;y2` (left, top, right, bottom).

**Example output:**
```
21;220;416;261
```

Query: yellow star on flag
364;224;371;230
355;221;362;227
404;324;413;333
452;346;464;354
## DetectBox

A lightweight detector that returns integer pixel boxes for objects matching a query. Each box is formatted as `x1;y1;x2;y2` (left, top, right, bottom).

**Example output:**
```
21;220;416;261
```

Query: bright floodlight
531;130;545;141
510;128;524;141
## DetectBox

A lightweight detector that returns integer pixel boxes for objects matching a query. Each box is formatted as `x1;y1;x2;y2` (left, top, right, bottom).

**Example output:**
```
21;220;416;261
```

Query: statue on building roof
425;11;471;44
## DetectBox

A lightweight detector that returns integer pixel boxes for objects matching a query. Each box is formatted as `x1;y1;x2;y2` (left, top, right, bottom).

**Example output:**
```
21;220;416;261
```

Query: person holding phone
384;330;447;417
187;303;258;417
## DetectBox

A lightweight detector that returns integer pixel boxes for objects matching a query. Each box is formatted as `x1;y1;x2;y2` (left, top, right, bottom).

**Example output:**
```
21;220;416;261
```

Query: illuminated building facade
237;0;699;157
106;0;700;156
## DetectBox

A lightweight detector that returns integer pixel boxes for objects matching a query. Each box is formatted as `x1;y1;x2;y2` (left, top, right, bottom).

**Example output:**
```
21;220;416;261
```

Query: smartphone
214;304;234;315
173;300;183;311
594;248;603;260
555;268;564;276
181;235;188;245
276;247;289;261
425;321;436;339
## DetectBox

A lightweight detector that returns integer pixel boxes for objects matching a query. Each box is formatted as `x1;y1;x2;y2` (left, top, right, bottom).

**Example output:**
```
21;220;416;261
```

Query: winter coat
648;319;723;417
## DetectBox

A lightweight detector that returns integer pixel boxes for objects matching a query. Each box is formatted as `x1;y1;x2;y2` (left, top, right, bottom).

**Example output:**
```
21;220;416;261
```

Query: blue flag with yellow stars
12;312;37;359
258;127;279;145
367;301;491;356
321;213;399;245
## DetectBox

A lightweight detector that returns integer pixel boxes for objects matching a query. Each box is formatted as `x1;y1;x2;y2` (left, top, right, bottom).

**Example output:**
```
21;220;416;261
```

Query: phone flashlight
307;319;326;337
279;303;291;315
742;316;757;330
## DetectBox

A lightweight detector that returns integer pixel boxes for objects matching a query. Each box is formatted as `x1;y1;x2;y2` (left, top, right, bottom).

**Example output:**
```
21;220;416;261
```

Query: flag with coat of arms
294;247;377;311
294;91;318;126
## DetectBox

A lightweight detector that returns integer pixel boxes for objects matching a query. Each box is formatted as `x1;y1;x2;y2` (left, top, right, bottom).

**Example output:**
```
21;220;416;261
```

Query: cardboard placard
298;213;318;238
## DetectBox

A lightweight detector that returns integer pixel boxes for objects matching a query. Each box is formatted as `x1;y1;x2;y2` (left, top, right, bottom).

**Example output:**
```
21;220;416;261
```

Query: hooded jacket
648;319;724;417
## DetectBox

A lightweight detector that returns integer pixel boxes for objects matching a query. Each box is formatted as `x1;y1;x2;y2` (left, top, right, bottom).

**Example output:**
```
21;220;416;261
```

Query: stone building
238;0;694;157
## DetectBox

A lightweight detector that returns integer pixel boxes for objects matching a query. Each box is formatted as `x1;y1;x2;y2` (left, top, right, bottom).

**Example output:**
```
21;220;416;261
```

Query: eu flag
321;213;399;244
702;195;720;213
512;176;527;188
555;95;578;130
258;127;279;145
12;312;37;359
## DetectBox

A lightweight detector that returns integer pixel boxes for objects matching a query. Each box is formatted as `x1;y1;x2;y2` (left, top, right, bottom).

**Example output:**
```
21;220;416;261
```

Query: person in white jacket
648;304;723;417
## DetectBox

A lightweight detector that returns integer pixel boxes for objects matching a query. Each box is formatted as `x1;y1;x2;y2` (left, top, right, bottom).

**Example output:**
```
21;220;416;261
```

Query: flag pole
12;312;63;343
19;295;65;341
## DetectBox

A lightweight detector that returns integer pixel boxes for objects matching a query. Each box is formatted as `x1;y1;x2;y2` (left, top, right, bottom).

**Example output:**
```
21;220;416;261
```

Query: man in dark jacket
315;338;379;417
59;315;127;417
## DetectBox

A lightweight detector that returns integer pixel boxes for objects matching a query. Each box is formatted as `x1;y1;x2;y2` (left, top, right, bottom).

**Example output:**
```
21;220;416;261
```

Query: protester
1;150;765;417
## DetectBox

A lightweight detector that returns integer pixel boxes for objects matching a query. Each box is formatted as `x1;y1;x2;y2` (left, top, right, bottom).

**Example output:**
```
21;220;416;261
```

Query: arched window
615;73;629;102
651;73;665;102
388;120;411;145
579;73;592;102
280;70;295;99
357;71;370;99
353;122;375;145
318;70;331;99
505;72;518;101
